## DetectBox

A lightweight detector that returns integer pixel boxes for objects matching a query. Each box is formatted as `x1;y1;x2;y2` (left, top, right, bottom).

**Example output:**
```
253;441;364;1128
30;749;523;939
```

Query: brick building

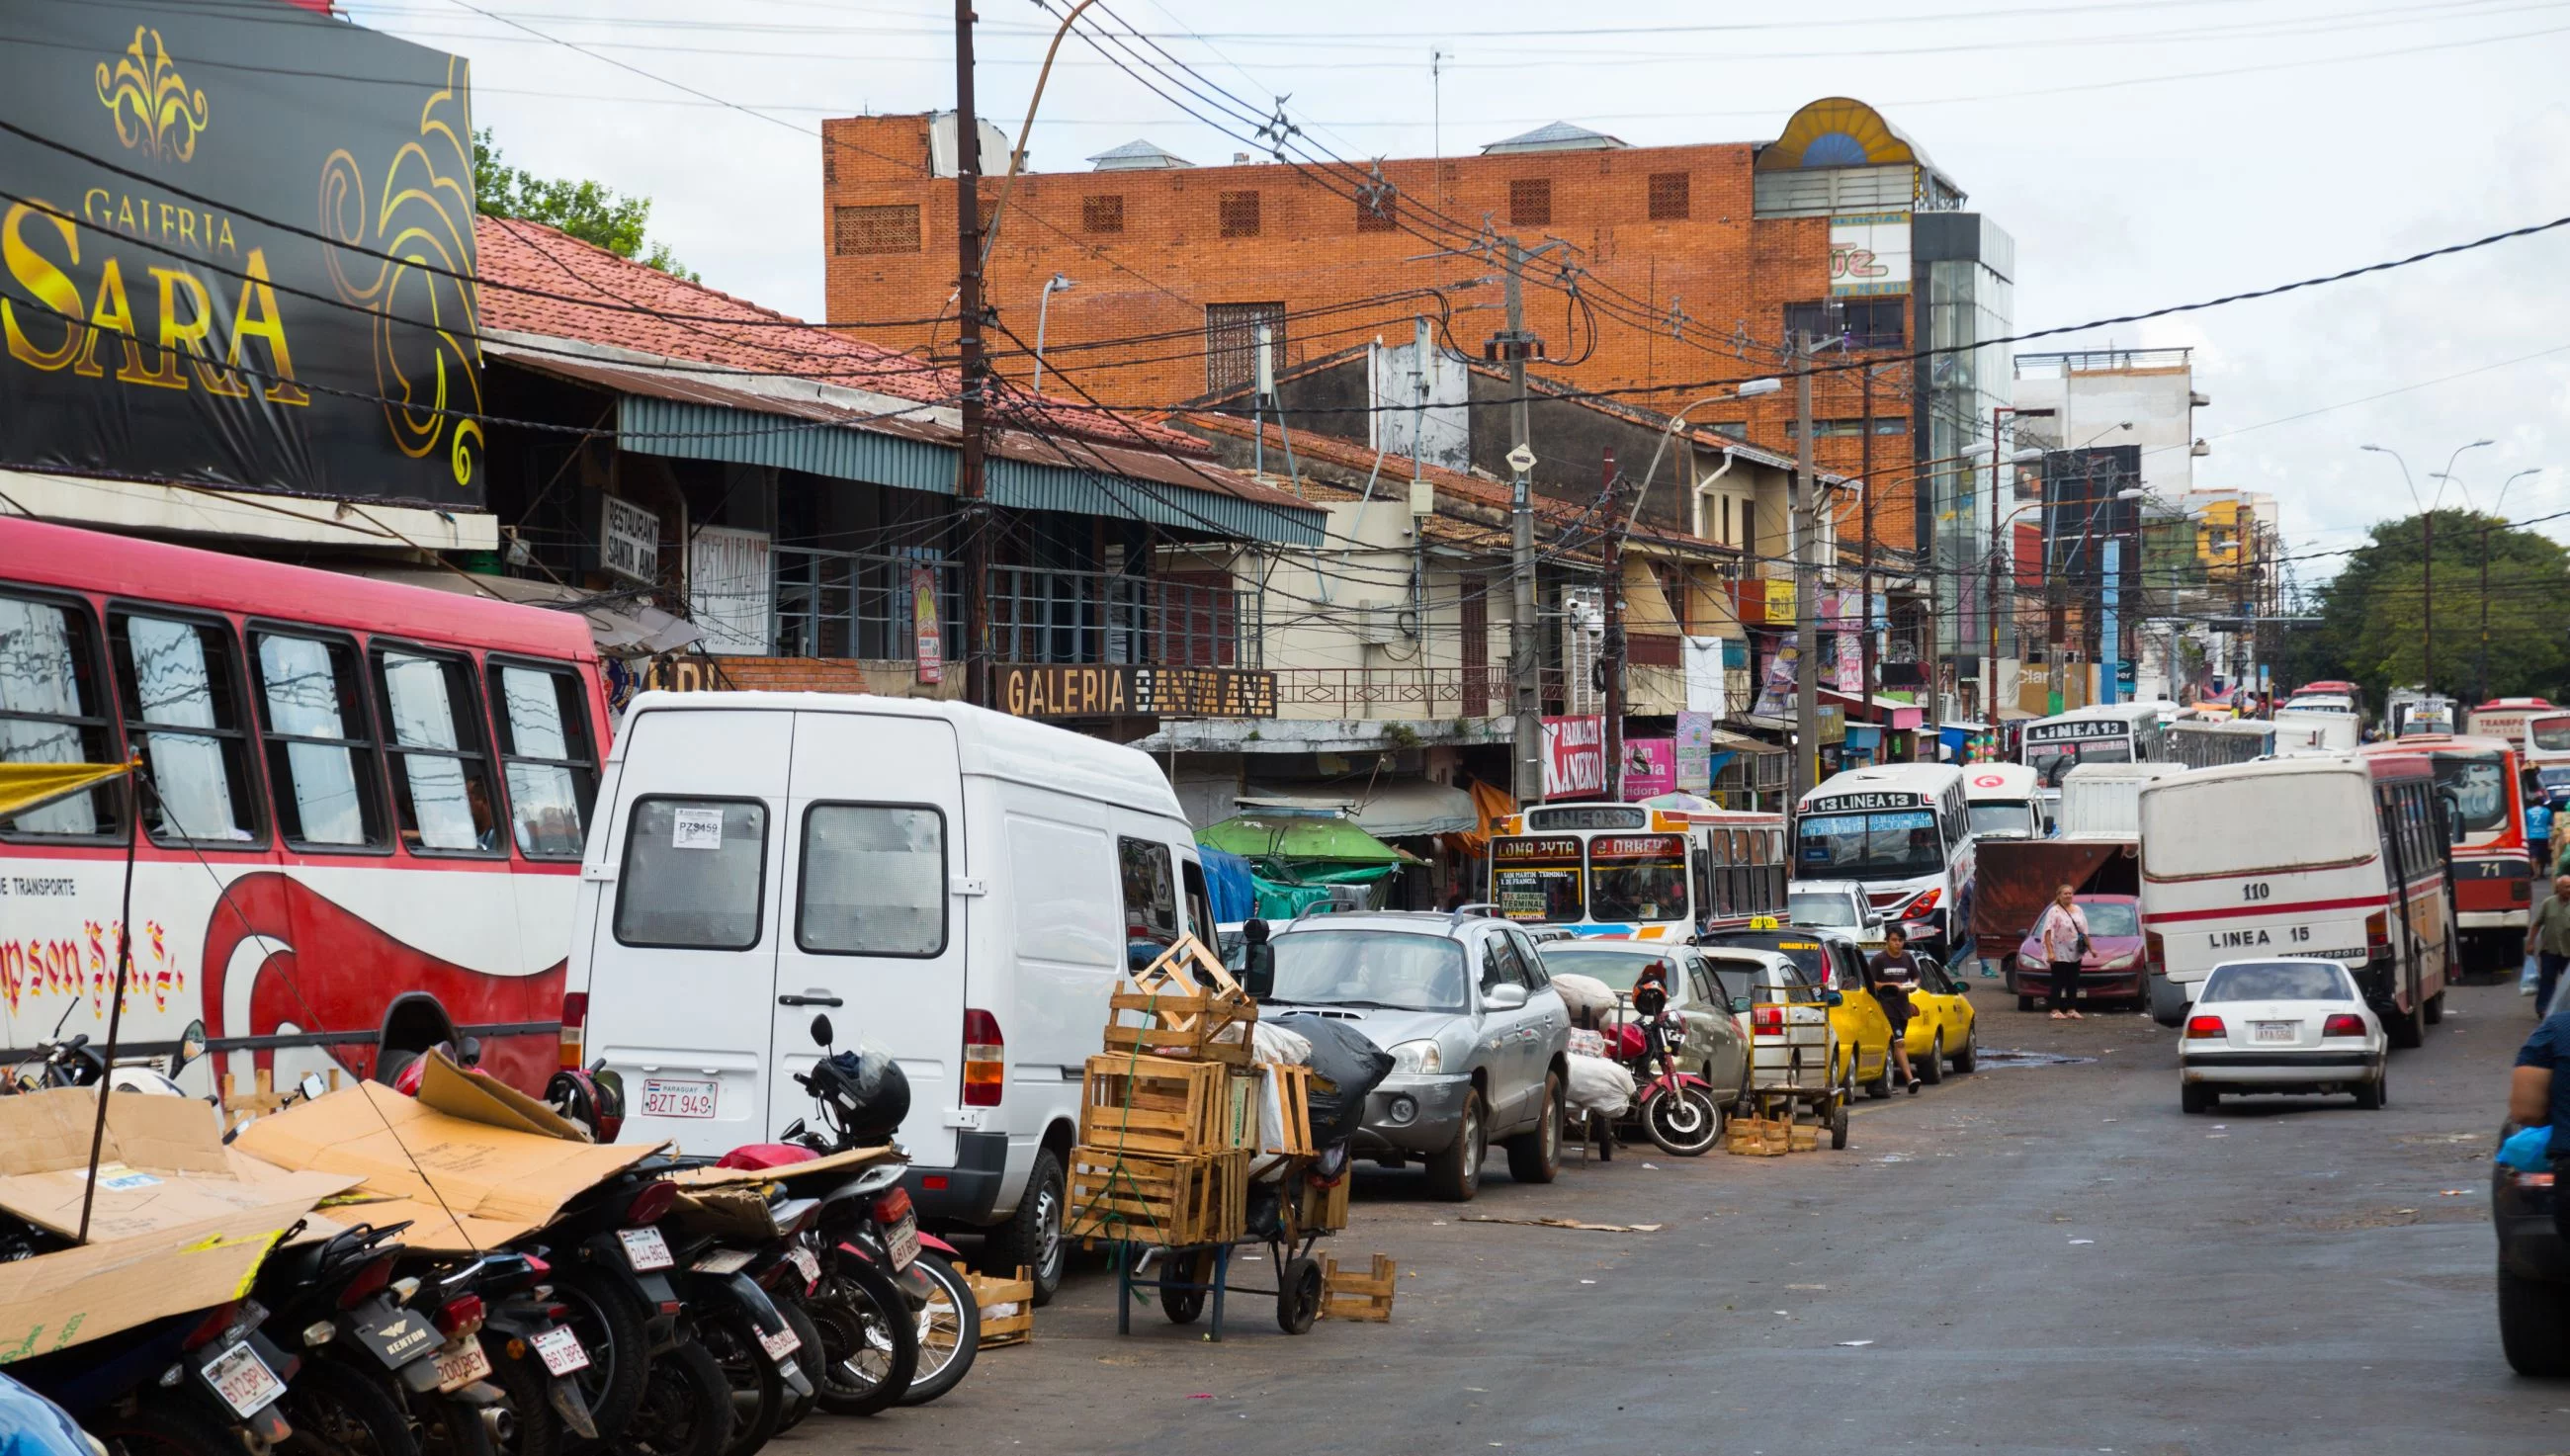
821;99;2017;696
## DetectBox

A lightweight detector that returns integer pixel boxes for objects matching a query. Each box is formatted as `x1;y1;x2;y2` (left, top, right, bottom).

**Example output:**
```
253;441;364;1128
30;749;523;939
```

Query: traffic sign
1505;444;1537;475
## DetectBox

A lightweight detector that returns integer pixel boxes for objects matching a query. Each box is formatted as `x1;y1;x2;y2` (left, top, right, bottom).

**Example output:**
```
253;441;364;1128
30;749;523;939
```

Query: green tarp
1198;814;1418;867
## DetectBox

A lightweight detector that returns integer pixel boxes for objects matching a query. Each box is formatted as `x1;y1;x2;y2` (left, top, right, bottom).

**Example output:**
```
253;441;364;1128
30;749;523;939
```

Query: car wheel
1950;1031;1977;1075
2500;1263;2570;1375
1425;1089;1486;1202
1504;1073;1564;1183
2181;1083;2215;1115
996;1146;1068;1307
1862;1054;1892;1100
2424;989;2445;1025
1919;1034;1944;1085
2016;994;2037;1013
2352;1060;2388;1111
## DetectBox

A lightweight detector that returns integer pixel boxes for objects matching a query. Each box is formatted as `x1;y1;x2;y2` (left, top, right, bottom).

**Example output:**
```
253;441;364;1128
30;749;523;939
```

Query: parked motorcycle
655;1186;816;1456
14;1297;302;1456
1612;969;1725;1156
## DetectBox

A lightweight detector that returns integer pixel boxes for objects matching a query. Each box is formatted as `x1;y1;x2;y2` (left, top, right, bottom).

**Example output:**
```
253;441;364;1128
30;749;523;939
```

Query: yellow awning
0;762;128;820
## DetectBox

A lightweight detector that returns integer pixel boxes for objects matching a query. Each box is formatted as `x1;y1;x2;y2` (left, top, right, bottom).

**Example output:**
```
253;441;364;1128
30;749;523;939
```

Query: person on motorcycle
1866;928;1924;1095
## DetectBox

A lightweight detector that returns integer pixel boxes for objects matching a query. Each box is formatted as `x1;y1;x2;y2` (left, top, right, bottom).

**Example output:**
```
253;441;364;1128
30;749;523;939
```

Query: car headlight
2101;952;2140;970
1388;1039;1443;1074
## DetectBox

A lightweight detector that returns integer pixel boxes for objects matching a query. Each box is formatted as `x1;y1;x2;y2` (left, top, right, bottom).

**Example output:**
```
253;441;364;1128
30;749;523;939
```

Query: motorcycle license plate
434;1336;493;1394
351;1309;439;1370
202;1340;286;1419
692;1247;754;1275
641;1077;717;1119
886;1214;919;1273
786;1244;820;1287
618;1226;674;1271
758;1325;802;1364
530;1326;590;1377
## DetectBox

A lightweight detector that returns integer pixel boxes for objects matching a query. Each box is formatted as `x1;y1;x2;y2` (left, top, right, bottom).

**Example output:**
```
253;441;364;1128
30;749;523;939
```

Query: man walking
2527;874;2570;1017
2033;883;2091;1021
1866;928;1925;1094
2527;788;2553;888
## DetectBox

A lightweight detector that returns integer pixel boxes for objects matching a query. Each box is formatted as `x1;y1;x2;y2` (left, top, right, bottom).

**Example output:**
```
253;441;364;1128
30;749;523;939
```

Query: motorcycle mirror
298;1071;328;1103
170;1019;207;1077
810;1014;834;1050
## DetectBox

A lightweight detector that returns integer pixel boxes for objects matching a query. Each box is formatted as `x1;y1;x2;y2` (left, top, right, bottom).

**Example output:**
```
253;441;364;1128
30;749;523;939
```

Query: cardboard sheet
230;1082;657;1252
664;1145;899;1189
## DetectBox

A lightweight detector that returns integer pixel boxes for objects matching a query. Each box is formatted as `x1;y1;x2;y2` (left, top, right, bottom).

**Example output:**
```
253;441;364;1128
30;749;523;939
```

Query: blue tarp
1198;845;1258;924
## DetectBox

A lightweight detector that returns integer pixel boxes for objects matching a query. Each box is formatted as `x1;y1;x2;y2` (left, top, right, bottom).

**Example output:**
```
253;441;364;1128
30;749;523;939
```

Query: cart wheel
1829;1096;1850;1150
1162;1249;1214;1325
1277;1256;1324;1334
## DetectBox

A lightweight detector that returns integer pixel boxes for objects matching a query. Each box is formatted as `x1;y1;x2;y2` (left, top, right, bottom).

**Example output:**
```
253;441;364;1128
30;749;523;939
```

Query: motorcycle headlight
1387;1039;1443;1074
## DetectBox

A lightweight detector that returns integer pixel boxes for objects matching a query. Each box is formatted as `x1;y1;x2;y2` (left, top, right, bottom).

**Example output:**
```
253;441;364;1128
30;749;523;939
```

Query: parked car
568;692;1223;1307
2495;1124;2570;1375
1265;908;1573;1200
1534;940;1754;1103
2178;958;2389;1114
1786;879;1884;949
1898;955;1979;1081
1700;927;1896;1099
2011;894;2149;1010
1695;944;1846;1140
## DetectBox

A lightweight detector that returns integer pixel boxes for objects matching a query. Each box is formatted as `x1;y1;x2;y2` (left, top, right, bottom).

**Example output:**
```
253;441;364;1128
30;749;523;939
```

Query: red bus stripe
2143;895;2385;925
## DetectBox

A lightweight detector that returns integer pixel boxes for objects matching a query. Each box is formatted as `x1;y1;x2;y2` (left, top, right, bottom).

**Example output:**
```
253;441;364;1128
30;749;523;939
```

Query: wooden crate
965;1265;1034;1348
1291;1169;1349;1238
1724;1115;1819;1156
1320;1253;1396;1323
1066;1147;1248;1248
1104;935;1256;1066
221;1067;340;1130
1262;1064;1315;1157
1078;1055;1256;1157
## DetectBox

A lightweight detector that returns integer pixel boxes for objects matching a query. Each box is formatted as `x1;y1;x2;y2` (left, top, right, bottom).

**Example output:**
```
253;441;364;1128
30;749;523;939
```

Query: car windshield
2081;901;2140;936
1540;949;1681;993
2201;961;2350;1002
1787;892;1863;927
1698;953;1814;1003
1796;810;1942;880
1968;802;2036;838
1586;834;1689;922
1267;930;1469;1012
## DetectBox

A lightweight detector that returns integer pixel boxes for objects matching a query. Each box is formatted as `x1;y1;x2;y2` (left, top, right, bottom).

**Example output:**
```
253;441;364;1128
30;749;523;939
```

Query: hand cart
1738;995;1850;1152
1109;1156;1347;1339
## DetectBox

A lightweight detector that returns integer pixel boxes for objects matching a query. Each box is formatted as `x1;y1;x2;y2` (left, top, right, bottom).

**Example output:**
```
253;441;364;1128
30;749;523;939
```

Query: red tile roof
471;215;1206;454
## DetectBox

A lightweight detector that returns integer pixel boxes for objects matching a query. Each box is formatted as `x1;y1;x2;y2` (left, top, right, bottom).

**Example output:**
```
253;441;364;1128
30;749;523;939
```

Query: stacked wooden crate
1068;935;1260;1247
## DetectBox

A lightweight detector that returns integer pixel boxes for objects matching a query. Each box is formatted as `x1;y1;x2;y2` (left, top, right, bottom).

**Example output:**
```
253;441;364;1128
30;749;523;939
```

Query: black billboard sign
0;1;481;506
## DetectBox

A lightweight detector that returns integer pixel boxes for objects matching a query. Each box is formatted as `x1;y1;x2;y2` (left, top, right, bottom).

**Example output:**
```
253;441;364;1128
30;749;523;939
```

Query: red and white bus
2525;709;2570;800
0;517;611;1096
2359;734;2529;970
2138;751;2452;1046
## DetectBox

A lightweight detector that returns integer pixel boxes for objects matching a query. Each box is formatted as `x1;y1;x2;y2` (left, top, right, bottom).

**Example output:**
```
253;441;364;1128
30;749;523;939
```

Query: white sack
1251;1021;1314;1066
1565;1052;1636;1118
1550;973;1619;1022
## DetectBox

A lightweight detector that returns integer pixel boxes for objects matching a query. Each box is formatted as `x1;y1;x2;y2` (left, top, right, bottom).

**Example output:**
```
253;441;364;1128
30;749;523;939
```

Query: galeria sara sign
0;2;481;506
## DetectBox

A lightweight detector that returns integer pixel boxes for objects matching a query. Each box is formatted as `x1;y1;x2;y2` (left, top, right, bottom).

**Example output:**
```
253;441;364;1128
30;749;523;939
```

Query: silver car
1264;910;1573;1201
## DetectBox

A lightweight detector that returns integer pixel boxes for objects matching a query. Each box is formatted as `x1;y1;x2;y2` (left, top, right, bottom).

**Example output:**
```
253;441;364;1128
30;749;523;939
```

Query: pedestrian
1867;927;1925;1094
2528;874;2570;1017
2529;794;2554;892
2032;883;2091;1021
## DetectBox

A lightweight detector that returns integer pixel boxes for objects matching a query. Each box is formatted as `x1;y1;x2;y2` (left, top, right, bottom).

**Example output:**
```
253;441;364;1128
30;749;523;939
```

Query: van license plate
642;1077;717;1118
203;1340;285;1418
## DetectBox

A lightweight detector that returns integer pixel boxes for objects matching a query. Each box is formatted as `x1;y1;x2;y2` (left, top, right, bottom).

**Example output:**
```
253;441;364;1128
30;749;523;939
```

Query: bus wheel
2423;989;2445;1025
2384;993;2425;1050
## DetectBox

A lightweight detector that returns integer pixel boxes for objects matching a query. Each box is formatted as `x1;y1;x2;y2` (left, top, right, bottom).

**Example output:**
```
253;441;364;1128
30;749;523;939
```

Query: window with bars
1355;190;1398;232
1508;177;1551;226
1781;298;1906;348
1647;171;1689;220
832;204;919;255
1219;189;1262;237
1205;301;1285;395
1082;194;1125;233
1782;418;1908;439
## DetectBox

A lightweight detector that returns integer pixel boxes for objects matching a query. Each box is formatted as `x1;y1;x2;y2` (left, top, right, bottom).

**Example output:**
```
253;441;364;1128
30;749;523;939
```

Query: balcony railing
771;546;1256;667
1273;666;1512;719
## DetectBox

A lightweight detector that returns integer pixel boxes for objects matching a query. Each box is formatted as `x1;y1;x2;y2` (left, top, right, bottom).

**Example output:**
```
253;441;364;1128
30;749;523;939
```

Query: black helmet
807;1048;909;1146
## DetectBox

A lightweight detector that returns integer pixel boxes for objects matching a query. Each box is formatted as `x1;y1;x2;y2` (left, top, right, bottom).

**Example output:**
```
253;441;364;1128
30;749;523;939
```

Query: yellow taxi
1897;956;1980;1082
1699;924;1895;1099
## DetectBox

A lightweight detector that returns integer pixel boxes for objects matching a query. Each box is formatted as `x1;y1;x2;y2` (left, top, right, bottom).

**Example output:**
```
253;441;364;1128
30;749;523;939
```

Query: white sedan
2179;958;2389;1114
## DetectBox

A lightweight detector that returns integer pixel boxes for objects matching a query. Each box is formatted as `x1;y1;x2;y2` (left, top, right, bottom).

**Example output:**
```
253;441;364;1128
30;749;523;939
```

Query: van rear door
771;711;968;1166
589;707;793;1153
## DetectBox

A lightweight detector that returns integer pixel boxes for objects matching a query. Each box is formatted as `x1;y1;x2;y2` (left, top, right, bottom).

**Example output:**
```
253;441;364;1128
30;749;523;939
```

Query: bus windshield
2029;737;2131;787
1587;834;1689;923
1967;801;2037;839
2430;751;2511;836
2532;717;2570;753
1492;835;1585;922
1795;810;1942;880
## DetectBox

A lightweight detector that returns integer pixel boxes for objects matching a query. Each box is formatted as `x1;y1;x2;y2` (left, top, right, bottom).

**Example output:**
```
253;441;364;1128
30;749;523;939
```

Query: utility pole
2479;520;2491;703
1599;449;1625;799
1858;369;1876;745
1497;240;1545;804
1792;332;1820;798
2422;509;2435;695
1987;406;2007;724
952;0;991;708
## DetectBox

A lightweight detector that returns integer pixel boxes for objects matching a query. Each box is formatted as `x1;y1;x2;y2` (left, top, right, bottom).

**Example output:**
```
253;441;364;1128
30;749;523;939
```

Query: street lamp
2465;464;2547;701
1031;273;1074;393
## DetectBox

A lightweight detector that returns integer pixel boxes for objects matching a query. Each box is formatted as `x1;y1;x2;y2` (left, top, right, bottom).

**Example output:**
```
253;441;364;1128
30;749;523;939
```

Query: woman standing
2033;884;2092;1021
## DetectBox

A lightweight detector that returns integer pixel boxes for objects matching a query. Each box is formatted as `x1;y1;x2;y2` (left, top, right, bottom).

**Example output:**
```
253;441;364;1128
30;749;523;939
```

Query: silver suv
1263;909;1573;1201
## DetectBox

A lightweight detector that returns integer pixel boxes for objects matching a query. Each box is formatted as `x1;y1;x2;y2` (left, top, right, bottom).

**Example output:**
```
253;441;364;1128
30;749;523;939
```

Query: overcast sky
351;0;2570;588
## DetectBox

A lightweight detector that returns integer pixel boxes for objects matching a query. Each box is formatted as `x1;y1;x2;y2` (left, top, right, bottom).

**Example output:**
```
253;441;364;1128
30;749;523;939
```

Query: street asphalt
796;978;2555;1456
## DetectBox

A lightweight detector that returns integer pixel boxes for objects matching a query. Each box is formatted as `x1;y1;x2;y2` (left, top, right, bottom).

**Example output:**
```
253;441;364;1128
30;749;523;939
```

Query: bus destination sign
1526;806;1648;831
1805;791;1928;814
2025;718;2130;743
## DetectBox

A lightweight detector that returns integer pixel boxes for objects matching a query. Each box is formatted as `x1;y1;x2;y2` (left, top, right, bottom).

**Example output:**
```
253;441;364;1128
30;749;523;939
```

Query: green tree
2305;509;2570;703
472;128;696;282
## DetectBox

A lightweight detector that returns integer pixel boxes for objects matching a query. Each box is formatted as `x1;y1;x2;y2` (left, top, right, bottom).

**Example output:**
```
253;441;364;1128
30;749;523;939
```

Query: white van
565;691;1212;1303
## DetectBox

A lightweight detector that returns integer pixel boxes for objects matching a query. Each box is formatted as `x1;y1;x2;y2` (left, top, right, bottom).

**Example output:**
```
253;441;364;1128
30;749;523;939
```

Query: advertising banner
1541;715;1606;800
0;2;481;505
1622;737;1676;799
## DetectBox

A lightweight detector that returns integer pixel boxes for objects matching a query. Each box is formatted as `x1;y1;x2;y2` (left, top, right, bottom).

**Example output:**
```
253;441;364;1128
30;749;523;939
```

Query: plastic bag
2526;954;2543;996
1251;1021;1314;1066
1270;1012;1395;1148
2499;1123;2553;1172
1565;1052;1636;1118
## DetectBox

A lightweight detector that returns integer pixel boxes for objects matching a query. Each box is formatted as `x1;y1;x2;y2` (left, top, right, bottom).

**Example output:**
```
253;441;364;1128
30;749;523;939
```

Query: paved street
815;981;2550;1456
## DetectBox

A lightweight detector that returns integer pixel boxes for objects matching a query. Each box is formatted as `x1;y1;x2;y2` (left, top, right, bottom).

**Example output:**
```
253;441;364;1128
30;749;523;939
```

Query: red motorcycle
1609;967;1725;1156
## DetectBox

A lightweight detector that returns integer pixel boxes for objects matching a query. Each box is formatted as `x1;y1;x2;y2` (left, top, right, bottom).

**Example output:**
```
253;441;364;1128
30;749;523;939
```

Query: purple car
2011;895;2148;1008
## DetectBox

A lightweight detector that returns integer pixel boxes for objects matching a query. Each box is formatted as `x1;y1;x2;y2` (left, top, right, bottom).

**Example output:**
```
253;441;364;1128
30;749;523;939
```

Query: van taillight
963;1009;1003;1107
2364;911;2389;953
559;991;588;1071
2144;929;2165;973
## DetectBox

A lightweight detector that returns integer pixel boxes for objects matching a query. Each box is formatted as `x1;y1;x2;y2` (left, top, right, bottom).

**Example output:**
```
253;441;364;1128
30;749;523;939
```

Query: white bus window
616;798;767;949
253;631;385;850
489;663;597;860
111;612;258;845
1797;810;1942;878
799;804;946;957
0;592;120;839
375;648;499;855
